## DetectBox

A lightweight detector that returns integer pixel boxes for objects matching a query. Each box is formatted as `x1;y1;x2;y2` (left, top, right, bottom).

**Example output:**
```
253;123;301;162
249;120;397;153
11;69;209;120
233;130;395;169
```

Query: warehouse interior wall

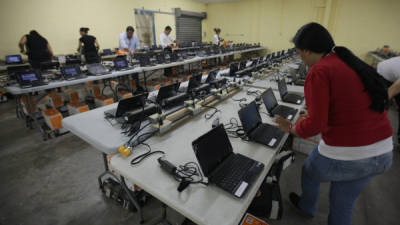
0;0;207;58
0;0;399;59
205;0;400;58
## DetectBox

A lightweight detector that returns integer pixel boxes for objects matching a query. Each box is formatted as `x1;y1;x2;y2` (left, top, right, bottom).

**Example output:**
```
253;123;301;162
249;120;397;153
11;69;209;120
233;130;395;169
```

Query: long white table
5;47;264;95
62;78;305;225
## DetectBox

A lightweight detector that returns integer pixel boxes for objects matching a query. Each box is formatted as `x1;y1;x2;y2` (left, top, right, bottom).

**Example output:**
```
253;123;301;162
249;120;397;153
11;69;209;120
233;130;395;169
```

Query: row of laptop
198;78;304;198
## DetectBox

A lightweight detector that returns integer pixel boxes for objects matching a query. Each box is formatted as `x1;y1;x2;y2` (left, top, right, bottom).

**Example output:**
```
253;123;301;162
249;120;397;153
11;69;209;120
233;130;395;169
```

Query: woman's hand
274;115;292;133
300;109;308;117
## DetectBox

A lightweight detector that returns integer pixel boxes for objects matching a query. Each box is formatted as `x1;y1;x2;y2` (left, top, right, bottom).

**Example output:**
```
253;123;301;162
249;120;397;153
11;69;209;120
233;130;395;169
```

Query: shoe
289;192;314;219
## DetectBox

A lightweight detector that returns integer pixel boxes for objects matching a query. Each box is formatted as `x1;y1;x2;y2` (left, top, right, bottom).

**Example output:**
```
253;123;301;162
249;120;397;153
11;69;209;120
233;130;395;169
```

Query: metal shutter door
176;16;202;43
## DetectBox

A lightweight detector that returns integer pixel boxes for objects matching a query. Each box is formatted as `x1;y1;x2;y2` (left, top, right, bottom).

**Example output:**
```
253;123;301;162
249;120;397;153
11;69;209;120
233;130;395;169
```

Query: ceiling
194;0;243;4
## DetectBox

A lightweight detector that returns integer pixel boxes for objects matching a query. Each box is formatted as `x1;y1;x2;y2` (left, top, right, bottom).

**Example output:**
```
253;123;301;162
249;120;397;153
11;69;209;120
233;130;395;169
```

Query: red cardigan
296;53;393;146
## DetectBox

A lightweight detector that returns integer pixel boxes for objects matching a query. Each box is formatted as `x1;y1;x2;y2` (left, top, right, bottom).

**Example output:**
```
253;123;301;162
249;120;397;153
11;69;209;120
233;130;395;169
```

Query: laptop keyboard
286;93;302;103
252;124;285;147
212;154;259;193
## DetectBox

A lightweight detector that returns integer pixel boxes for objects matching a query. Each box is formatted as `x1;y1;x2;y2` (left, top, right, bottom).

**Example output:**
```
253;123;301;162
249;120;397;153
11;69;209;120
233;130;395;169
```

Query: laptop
262;88;298;121
16;70;47;88
87;63;109;75
6;55;23;64
104;93;147;118
238;101;285;148
61;64;86;81
187;73;210;94
113;57;129;70
156;82;187;108
205;69;220;83
277;79;303;104
102;49;113;55
192;124;264;198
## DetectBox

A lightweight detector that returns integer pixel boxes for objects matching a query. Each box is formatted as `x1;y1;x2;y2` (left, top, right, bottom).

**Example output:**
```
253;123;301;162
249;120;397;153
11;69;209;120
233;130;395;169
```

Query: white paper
234;181;248;197
287;115;293;120
268;138;277;147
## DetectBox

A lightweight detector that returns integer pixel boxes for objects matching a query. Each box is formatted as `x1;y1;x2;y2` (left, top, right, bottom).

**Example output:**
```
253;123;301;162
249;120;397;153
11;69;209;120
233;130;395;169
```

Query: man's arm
119;34;129;51
47;43;54;57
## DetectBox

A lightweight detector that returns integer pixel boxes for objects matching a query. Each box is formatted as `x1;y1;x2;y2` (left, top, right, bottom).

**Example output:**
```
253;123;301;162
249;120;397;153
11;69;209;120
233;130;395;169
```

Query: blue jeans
299;145;393;225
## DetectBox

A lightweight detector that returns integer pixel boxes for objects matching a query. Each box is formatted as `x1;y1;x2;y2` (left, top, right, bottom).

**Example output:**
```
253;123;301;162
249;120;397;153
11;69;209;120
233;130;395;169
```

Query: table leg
97;153;145;224
25;93;47;140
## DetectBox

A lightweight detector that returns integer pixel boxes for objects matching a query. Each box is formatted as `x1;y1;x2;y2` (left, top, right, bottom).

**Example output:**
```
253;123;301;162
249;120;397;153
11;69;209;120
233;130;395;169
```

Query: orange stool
42;108;63;130
95;96;114;107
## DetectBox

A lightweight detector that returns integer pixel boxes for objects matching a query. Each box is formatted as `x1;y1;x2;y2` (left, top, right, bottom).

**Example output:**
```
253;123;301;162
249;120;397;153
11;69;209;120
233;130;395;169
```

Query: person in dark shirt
19;30;53;69
77;27;100;63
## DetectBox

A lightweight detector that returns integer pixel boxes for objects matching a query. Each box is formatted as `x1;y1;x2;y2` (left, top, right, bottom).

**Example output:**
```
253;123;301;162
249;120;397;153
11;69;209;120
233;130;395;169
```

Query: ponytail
293;22;388;113
334;46;389;112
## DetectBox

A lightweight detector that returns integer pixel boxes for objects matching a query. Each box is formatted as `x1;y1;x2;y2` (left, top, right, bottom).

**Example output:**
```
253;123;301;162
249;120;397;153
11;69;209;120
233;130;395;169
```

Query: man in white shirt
119;26;140;55
378;56;400;146
160;26;175;48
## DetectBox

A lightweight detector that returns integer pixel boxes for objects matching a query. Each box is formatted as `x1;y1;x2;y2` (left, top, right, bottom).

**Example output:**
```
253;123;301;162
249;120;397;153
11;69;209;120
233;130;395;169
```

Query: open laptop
238;101;285;148
113;57;129;70
277;79;303;105
192;124;264;198
262;88;298;121
187;73;210;94
87;63;109;75
104;93;147;118
61;64;86;80
6;55;23;64
16;70;47;88
156;82;187;108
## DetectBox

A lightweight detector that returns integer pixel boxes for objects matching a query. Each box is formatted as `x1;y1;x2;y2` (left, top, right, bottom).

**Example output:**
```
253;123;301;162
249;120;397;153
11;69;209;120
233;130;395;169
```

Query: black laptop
156;82;187;108
113;57;129;70
277;79;303;105
187;73;210;94
6;55;23;65
61;64;86;80
192;124;264;198
238;101;285;148
16;70;47;88
105;93;148;118
87;63;109;75
262;88;298;121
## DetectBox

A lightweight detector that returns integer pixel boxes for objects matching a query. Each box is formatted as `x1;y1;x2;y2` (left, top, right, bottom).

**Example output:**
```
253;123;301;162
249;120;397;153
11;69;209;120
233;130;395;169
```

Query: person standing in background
377;56;400;146
19;30;53;69
213;28;224;45
77;27;100;63
160;26;176;48
119;26;140;56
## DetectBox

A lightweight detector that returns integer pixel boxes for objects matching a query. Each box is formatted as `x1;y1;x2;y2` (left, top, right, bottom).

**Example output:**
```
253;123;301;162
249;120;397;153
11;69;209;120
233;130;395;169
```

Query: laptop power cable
158;158;208;192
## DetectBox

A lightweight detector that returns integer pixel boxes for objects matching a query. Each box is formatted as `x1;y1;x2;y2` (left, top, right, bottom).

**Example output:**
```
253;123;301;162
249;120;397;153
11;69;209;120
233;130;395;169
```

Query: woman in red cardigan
275;23;393;225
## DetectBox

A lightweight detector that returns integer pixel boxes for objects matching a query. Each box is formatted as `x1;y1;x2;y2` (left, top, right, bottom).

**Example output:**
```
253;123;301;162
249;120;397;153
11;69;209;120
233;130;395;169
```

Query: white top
119;32;141;52
318;137;393;160
214;34;220;45
377;56;400;82
160;32;174;48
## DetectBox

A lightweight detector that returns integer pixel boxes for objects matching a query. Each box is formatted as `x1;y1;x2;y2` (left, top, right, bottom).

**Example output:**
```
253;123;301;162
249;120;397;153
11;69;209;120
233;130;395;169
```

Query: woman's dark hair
292;22;389;113
126;26;134;32
80;27;89;33
165;26;172;31
214;28;221;33
29;30;41;37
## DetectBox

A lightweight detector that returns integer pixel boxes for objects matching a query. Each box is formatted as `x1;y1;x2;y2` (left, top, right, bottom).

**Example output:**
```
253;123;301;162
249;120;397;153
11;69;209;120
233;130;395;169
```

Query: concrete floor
1;100;399;225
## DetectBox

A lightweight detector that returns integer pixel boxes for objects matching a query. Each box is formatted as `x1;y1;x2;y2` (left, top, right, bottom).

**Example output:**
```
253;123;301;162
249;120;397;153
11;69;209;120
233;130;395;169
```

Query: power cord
202;105;221;120
130;143;165;165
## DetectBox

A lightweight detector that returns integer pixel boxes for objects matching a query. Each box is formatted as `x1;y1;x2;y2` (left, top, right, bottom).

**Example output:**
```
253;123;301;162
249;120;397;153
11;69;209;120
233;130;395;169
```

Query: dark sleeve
79;37;83;42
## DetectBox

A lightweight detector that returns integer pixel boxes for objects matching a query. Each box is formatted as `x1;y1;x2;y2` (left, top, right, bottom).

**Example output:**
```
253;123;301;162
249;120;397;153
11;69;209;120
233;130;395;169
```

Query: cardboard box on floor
240;213;270;225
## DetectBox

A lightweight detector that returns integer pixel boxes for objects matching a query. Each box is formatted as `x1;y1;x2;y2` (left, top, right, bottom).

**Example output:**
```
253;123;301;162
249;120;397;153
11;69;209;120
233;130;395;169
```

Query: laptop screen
278;79;288;97
20;73;38;82
262;89;278;114
238;101;262;134
156;83;178;103
192;124;233;177
6;55;23;64
115;93;147;117
103;49;112;55
62;66;80;77
187;74;202;92
114;58;128;68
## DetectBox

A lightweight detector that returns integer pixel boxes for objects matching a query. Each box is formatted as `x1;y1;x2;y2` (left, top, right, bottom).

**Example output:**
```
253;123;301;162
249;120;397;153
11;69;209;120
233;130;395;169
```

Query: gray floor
0;100;399;225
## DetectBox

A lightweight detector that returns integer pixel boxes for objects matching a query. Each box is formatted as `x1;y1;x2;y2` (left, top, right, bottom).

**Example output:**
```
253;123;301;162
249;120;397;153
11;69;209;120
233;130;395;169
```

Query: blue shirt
119;32;140;52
